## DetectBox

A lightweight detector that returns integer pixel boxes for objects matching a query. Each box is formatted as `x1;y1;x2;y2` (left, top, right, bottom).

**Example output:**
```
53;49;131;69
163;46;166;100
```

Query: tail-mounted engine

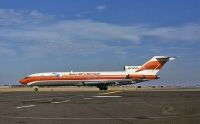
124;66;141;71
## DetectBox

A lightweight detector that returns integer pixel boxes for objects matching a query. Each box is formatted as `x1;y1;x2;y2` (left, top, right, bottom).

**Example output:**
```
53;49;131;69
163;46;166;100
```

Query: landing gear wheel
33;86;39;91
103;86;108;90
98;85;108;91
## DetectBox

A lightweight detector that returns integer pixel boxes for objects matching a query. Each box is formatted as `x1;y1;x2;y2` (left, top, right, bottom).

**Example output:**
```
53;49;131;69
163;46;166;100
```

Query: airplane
19;56;175;91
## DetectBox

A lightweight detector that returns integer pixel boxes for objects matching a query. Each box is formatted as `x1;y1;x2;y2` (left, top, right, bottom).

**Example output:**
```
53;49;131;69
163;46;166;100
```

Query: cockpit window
24;77;30;79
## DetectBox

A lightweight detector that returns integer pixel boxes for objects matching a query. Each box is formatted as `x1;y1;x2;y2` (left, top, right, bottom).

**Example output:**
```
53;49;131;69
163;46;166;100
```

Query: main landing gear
97;84;108;91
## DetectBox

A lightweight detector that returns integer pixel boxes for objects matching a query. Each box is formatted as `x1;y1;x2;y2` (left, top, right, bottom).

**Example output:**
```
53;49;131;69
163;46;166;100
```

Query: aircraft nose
19;78;27;85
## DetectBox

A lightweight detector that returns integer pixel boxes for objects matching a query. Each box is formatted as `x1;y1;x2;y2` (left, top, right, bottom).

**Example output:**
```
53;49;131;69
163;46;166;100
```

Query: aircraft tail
135;56;175;75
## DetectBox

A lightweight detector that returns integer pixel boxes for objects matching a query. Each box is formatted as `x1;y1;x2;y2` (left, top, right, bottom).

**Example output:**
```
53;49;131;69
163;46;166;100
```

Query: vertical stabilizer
135;56;175;75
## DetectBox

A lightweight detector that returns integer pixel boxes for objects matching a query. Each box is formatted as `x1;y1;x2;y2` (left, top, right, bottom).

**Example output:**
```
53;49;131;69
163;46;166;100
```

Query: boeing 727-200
19;56;175;91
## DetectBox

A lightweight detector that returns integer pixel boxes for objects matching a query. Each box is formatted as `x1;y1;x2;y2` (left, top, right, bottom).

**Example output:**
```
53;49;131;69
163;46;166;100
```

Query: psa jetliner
19;56;175;91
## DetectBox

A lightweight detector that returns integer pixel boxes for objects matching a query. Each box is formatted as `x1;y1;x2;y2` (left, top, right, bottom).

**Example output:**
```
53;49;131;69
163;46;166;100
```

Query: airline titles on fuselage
68;72;101;76
50;72;101;78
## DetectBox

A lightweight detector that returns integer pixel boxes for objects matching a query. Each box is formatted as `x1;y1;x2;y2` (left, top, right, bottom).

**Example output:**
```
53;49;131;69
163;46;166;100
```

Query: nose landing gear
33;86;39;91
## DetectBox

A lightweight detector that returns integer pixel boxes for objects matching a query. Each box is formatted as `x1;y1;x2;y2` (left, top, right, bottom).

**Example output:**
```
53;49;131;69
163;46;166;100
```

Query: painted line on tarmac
26;97;65;101
16;105;35;109
51;100;71;104
99;90;123;95
83;98;93;100
93;95;122;98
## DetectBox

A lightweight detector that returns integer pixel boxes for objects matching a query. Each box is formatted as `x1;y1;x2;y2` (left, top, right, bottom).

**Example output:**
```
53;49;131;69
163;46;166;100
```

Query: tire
103;86;108;90
99;87;104;91
98;84;108;91
33;87;39;91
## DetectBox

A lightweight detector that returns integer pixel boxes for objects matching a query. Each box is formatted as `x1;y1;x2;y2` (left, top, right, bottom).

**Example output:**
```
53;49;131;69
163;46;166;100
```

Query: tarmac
0;87;200;124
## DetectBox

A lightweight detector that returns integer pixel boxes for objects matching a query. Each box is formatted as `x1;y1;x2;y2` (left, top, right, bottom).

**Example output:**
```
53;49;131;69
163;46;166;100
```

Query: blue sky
0;0;200;86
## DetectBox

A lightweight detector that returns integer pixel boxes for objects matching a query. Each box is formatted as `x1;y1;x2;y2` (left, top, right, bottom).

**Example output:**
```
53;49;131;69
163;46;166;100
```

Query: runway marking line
84;98;93;100
16;105;35;109
93;96;122;98
99;90;123;95
51;100;71;104
27;97;64;101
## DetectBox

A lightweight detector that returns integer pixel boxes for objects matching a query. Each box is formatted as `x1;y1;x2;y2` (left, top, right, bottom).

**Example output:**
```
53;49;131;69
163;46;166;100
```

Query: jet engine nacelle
124;66;141;71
